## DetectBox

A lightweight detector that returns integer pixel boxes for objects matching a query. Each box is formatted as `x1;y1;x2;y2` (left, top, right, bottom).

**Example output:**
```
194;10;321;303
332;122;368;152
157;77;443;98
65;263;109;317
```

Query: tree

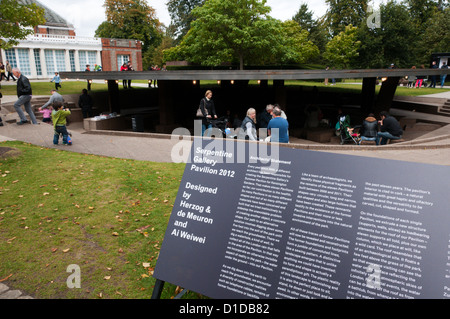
418;8;450;63
167;0;318;69
0;0;45;49
176;0;278;70
275;20;319;65
95;0;163;68
292;3;314;33
167;0;204;44
292;3;330;60
323;25;361;69
325;0;368;36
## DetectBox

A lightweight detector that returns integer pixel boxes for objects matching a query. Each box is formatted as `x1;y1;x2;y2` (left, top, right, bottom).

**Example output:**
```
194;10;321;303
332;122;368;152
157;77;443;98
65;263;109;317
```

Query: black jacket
359;116;378;138
200;98;216;125
78;93;93;108
380;116;403;137
17;75;32;97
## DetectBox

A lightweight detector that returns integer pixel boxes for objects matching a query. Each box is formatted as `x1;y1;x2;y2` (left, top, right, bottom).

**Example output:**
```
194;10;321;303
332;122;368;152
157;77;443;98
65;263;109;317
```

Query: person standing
267;106;289;143
441;62;448;88
0;90;3;126
78;88;93;118
198;90;217;137
238;108;258;141
50;72;62;91
85;64;91;91
430;61;438;88
0;62;6;81
5;61;16;81
12;68;38;125
51;101;71;145
120;63;128;89
126;61;134;88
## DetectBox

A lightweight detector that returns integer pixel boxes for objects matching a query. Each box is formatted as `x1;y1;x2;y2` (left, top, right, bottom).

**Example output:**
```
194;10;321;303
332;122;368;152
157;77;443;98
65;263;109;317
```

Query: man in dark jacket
12;68;38;125
377;111;403;145
78;89;93;118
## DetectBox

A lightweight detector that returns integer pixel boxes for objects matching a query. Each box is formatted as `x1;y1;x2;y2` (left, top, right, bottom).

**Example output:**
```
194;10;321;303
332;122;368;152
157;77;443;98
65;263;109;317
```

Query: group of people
2;67;95;145
196;90;289;143
0;61;16;82
409;62;448;88
344;110;403;146
120;61;134;89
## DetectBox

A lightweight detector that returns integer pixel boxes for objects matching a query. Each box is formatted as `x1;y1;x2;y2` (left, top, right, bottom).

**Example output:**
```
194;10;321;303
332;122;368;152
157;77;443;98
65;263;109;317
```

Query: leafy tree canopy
0;0;45;49
165;0;318;69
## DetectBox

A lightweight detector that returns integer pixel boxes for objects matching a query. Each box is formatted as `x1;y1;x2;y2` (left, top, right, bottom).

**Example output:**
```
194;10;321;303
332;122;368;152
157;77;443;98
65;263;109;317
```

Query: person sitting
377;111;403;145
358;113;379;145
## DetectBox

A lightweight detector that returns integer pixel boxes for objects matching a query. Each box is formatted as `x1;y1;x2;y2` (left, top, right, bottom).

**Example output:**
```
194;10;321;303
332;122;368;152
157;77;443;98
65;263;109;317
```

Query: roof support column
273;79;286;110
107;80;120;114
361;77;377;114
375;77;401;114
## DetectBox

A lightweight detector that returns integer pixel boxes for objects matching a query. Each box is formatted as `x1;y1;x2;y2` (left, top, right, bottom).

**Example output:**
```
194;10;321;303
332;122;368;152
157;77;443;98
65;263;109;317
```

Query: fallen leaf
112;232;119;236
63;248;70;253
43;192;50;196
142;263;151;268
51;248;58;253
104;276;111;280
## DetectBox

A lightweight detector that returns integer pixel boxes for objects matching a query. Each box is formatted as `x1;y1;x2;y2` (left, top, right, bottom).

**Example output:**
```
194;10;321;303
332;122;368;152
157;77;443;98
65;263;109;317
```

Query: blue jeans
14;95;37;124
53;125;69;144
377;132;401;145
441;75;447;88
360;136;378;145
201;123;212;137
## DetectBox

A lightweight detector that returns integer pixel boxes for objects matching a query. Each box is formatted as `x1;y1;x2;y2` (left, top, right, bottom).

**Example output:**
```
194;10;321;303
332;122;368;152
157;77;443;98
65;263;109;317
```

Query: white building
1;0;142;79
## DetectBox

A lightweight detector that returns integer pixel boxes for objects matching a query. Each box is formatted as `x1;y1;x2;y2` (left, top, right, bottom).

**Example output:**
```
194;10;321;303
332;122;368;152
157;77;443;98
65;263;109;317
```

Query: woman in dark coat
198;90;217;137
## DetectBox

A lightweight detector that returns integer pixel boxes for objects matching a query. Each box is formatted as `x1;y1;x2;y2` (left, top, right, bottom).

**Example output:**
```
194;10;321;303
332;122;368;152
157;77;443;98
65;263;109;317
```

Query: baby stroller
337;114;360;145
208;116;229;138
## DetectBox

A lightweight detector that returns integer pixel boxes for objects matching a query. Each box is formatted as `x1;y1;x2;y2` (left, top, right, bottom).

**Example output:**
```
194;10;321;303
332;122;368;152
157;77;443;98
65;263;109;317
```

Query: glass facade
34;49;42;76
45;49;55;75
54;50;66;73
3;48;100;77
4;49;17;68
117;55;130;71
17;49;31;76
69;50;76;72
79;50;97;70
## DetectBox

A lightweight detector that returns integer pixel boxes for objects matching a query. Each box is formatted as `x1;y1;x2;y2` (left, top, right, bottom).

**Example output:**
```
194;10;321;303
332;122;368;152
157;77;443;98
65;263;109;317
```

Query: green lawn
0;141;205;299
1;79;448;97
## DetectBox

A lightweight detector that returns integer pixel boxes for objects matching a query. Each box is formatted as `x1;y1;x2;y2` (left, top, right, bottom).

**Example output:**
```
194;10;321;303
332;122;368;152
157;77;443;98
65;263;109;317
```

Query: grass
0;141;205;299
1;79;448;97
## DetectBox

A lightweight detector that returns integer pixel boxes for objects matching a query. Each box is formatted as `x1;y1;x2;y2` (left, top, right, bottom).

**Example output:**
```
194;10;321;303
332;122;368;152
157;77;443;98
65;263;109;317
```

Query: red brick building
101;38;143;72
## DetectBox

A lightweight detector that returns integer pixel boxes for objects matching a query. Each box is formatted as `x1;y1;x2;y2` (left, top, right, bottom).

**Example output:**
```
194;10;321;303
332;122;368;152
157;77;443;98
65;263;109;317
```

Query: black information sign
154;138;450;299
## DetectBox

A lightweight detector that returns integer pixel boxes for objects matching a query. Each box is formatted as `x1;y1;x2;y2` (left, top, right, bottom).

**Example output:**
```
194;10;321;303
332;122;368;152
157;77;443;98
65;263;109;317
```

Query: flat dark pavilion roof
60;68;450;81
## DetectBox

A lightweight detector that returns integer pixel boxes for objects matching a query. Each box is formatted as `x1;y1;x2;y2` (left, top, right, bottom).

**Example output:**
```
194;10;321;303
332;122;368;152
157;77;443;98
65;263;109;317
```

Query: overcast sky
37;0;383;37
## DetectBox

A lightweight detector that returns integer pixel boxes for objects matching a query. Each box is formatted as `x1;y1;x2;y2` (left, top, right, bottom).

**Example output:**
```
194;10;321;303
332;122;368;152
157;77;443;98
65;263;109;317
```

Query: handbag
196;99;208;117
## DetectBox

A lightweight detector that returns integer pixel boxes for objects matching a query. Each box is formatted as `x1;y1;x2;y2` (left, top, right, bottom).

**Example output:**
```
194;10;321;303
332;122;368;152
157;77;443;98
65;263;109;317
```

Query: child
51;101;71;145
40;106;52;124
51;72;62;91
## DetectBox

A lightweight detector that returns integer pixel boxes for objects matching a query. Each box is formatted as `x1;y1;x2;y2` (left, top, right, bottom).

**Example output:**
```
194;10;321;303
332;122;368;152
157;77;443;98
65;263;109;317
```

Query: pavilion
60;68;449;133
